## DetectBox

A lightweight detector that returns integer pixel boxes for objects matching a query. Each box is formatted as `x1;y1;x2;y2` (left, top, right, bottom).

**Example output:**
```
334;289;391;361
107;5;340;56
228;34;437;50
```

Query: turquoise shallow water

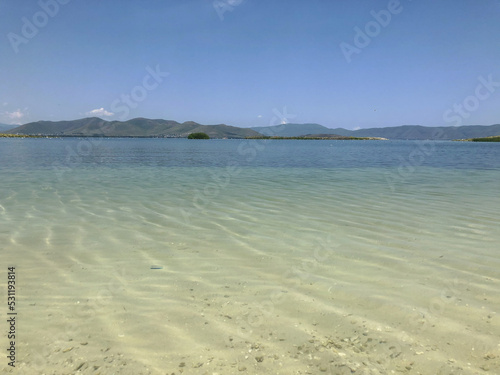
1;138;499;374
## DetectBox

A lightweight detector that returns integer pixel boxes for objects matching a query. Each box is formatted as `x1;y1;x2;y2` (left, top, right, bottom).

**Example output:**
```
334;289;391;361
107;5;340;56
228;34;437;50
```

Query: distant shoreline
6;118;500;140
3;133;499;141
454;135;500;142
245;136;387;140
0;133;47;138
0;134;387;140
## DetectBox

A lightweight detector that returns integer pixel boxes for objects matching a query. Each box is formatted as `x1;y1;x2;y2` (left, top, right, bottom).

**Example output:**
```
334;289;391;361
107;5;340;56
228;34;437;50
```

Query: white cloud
86;107;114;117
0;109;26;125
6;109;25;120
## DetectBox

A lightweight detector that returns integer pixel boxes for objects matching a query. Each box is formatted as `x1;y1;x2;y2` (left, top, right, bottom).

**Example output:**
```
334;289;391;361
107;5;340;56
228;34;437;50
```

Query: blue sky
1;0;499;129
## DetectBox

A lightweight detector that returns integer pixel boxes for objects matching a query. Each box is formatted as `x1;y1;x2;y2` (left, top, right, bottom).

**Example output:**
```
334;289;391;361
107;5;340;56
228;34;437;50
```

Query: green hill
6;118;261;139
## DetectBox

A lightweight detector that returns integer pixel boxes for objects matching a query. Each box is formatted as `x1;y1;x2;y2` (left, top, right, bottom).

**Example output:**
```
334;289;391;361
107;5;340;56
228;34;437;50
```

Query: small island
187;132;210;139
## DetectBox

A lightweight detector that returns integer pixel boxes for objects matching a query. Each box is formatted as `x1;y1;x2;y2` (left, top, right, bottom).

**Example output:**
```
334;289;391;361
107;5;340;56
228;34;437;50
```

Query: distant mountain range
5;118;261;138
0;123;18;132
5;118;500;140
251;123;500;140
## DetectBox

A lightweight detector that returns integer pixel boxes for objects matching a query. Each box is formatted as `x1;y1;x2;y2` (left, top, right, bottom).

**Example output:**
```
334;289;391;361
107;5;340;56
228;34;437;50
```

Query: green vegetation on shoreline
0;133;48;138
454;135;500;142
245;136;386;140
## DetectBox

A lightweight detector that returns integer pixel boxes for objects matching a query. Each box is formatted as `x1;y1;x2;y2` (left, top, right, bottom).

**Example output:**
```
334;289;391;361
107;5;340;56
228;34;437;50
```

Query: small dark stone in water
75;362;85;371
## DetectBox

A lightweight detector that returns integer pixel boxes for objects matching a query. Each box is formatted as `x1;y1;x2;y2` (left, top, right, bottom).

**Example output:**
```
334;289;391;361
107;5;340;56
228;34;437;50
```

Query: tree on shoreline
188;132;210;139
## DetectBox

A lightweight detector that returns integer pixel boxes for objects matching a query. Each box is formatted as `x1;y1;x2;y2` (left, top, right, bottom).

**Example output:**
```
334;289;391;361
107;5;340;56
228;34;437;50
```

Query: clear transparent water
1;138;499;374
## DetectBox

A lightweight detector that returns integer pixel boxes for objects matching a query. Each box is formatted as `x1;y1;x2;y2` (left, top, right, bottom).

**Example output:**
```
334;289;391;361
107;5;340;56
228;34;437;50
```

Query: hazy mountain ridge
0;123;19;132
251;123;500;140
6;118;261;138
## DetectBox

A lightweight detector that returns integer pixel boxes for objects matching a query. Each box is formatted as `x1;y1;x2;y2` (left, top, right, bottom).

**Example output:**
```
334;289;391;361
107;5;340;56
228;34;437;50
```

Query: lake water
1;138;499;374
